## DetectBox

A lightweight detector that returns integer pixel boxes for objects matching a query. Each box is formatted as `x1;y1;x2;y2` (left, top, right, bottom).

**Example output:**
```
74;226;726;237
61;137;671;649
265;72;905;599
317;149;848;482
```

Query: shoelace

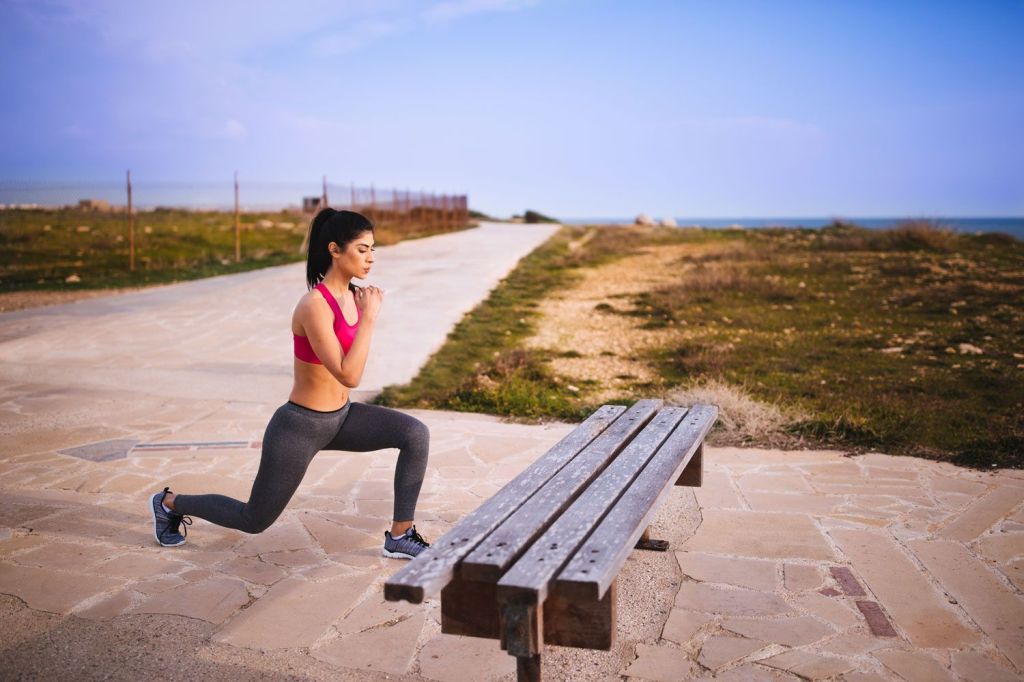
163;512;192;540
407;526;430;548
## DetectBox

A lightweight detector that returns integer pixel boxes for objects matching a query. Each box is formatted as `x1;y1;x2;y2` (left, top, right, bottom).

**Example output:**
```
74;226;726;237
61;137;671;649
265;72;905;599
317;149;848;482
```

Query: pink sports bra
294;283;360;364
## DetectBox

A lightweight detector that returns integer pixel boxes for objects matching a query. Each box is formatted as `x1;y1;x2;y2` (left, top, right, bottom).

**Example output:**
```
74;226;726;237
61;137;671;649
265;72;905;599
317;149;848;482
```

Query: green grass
640;224;1024;468
380;222;1024;469
0;207;468;292
377;229;589;419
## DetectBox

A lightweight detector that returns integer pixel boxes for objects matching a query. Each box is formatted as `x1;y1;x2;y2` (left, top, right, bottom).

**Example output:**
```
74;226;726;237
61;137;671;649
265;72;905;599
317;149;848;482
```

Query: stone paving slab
1;436;1021;682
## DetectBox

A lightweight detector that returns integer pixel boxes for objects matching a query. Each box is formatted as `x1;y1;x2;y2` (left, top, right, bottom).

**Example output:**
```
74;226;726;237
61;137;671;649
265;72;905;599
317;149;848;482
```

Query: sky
1;0;1022;218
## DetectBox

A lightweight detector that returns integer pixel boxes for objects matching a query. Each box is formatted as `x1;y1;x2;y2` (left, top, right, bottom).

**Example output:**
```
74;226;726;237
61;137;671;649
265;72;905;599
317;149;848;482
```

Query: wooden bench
385;399;717;681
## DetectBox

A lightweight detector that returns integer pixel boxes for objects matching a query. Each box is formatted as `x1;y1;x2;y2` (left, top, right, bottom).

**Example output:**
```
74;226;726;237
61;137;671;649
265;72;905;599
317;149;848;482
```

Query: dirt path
0;288;146;313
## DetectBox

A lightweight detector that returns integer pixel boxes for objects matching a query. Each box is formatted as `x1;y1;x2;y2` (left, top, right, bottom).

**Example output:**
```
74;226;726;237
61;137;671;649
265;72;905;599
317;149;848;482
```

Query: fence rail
0;178;467;223
333;184;469;233
0;175;470;272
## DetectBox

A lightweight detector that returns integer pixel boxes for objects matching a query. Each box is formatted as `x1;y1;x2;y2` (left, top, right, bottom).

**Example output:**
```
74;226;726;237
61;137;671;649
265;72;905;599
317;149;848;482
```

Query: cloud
10;1;390;61
311;20;401;57
222;119;246;139
423;0;539;23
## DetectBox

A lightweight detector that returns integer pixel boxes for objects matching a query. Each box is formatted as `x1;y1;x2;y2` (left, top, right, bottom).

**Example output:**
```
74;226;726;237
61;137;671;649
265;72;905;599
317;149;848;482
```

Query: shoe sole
382;548;417;560
150;492;185;547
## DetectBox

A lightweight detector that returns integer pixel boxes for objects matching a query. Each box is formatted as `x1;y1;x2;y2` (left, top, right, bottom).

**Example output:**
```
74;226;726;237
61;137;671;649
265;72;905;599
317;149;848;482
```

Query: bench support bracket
634;527;670;552
675;443;703;487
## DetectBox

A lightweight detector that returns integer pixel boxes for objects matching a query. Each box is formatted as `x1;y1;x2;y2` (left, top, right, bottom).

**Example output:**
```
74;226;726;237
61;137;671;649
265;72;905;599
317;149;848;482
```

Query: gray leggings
174;401;429;534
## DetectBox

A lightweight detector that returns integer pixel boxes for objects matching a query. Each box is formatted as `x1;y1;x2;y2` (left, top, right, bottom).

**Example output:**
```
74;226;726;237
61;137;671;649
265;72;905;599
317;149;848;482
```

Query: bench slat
459;400;663;583
384;404;626;603
554;404;718;601
495;407;688;605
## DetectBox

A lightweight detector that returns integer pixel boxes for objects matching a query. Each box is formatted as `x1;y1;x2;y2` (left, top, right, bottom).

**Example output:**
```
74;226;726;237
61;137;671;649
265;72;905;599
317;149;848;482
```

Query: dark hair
305;208;374;290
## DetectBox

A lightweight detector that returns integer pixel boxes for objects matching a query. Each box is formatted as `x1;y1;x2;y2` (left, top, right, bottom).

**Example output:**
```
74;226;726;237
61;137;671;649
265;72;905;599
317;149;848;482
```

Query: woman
148;208;431;560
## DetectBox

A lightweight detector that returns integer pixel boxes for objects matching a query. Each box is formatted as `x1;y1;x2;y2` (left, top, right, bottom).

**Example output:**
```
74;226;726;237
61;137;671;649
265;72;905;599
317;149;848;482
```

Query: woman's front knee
401;418;430;455
410;418;430;446
241;516;276;534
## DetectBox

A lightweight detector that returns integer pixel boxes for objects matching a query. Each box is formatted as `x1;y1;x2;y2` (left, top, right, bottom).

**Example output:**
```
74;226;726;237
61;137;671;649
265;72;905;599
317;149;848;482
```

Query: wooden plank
459;400;663;583
543;580;616;650
555;404;718;602
384;405;626;603
441;574;500;639
495;407;687;606
676;443;702;486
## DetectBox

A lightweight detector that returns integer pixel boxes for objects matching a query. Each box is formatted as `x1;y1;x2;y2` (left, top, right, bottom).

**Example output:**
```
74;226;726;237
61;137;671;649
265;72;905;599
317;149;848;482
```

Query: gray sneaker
150;487;191;547
383;525;430;560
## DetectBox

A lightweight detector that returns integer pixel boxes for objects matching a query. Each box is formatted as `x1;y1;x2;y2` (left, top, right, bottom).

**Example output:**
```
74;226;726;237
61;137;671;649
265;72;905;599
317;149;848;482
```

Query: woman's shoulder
294;287;331;317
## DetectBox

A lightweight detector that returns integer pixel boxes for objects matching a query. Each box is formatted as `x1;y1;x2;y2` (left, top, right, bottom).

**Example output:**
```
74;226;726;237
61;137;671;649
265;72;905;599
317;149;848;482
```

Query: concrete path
1;220;1023;681
0;221;560;404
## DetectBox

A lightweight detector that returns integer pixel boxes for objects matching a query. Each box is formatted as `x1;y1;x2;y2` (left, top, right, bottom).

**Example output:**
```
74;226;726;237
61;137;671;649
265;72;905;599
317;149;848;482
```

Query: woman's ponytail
306;208;338;289
304;208;374;290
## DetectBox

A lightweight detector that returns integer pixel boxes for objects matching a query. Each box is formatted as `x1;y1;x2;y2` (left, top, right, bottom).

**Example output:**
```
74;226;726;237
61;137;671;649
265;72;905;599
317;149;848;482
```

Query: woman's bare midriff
288;359;350;411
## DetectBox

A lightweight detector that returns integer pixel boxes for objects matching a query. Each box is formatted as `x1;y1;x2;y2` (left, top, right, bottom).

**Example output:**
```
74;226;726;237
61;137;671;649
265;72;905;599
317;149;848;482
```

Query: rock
958;343;984;355
659;217;678;227
75;225;90;232
65;274;81;283
635;213;655;226
257;219;274;228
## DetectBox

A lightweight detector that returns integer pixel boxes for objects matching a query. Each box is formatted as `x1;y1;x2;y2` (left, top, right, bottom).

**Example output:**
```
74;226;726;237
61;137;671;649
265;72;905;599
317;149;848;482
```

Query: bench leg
635;527;670;552
516;654;542;682
504;602;543;682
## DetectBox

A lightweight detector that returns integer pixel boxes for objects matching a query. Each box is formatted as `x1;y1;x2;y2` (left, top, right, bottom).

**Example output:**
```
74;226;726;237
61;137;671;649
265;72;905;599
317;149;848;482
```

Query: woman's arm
300;287;383;388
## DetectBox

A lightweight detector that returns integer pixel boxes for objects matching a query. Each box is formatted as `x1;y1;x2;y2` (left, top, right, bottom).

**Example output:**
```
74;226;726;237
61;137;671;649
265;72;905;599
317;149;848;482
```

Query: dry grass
819;219;960;252
668;379;804;448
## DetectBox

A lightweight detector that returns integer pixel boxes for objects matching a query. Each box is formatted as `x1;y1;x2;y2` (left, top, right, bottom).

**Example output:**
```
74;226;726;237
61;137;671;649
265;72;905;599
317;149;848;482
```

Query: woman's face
330;230;375;279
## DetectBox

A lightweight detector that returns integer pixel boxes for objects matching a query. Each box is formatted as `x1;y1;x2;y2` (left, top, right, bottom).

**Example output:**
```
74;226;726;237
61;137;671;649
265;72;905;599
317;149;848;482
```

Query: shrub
883;220;959;251
524;210;557;224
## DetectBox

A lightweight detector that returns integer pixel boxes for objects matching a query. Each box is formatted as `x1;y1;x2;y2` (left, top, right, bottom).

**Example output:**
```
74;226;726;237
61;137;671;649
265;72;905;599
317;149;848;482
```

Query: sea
562;217;1024;239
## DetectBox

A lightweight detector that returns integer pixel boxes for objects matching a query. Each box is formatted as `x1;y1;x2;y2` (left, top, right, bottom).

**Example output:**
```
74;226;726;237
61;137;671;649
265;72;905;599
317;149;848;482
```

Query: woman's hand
354;285;384;321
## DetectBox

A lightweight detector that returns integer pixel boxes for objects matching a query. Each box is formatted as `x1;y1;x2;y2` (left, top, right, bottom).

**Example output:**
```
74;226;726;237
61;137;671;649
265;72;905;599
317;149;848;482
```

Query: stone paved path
1;221;1023;680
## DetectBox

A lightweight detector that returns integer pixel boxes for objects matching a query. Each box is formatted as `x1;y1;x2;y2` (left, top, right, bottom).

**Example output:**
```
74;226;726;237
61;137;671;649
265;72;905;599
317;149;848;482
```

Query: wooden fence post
234;171;241;263
126;169;135;272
